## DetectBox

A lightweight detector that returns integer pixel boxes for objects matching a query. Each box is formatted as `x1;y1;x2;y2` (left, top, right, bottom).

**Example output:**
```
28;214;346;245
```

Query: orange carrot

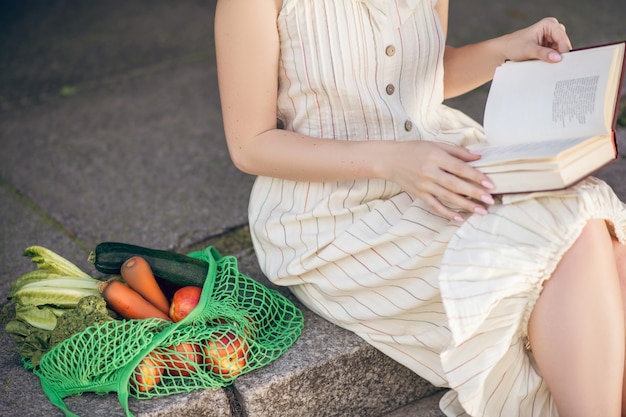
121;256;170;314
99;279;172;321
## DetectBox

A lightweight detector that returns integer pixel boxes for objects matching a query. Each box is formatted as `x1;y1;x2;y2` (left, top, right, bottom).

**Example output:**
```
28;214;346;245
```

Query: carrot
99;279;172;321
121;256;170;314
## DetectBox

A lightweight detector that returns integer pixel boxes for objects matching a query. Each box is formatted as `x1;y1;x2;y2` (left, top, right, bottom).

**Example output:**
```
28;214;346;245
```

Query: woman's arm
215;0;494;221
436;0;572;98
215;0;383;183
214;0;464;186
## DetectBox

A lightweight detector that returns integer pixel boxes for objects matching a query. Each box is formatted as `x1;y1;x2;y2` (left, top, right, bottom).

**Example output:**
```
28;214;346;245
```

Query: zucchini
88;242;209;288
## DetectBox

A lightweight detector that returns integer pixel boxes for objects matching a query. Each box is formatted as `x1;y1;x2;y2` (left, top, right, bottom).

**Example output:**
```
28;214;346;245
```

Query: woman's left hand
502;17;572;63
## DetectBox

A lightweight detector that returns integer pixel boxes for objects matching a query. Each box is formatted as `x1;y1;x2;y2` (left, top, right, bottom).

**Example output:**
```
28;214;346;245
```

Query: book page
468;136;606;169
483;44;620;145
552;76;599;128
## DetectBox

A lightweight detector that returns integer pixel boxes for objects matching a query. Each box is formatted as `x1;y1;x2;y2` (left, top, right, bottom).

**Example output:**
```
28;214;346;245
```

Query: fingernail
454;214;464;222
481;194;495;205
481;179;495;189
549;51;562;62
474;206;488;215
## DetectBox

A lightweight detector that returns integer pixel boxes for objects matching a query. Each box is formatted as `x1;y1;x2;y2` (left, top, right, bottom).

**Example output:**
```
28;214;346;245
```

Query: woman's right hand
382;140;495;221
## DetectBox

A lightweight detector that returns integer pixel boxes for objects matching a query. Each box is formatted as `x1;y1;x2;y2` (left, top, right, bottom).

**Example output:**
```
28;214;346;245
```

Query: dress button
385;84;395;95
404;120;413;132
385;45;396;56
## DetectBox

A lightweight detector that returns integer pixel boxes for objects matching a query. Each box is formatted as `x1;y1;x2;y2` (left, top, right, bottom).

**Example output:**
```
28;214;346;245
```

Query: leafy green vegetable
49;295;113;346
10;278;100;308
23;246;91;278
9;270;63;297
14;304;62;331
6;296;114;367
5;319;52;367
5;246;111;366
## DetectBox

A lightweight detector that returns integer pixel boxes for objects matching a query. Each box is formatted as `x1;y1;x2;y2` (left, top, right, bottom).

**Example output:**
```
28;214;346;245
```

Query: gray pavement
1;1;625;416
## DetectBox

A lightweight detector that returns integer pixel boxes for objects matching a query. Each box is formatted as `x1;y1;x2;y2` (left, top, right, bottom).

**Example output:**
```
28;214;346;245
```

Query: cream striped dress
247;0;626;415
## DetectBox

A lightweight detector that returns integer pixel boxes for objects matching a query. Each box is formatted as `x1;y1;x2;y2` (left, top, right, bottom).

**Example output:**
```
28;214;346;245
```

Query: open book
468;41;625;194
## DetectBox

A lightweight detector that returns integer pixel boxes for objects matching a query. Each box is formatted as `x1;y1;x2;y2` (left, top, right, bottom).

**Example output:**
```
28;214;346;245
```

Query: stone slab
0;58;254;256
384;391;447;417
0;0;217;111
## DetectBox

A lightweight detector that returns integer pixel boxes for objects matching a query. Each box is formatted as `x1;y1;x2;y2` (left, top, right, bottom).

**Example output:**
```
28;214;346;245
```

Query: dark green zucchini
88;242;209;288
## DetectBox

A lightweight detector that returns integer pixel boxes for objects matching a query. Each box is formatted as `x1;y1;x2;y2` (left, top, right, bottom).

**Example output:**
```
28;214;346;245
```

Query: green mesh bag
32;246;304;417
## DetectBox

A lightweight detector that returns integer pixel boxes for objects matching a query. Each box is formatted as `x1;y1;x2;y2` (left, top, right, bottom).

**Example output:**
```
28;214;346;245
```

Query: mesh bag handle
33;246;304;417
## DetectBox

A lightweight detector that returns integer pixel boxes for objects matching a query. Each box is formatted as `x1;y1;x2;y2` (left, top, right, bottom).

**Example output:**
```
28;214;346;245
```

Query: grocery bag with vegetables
5;243;304;417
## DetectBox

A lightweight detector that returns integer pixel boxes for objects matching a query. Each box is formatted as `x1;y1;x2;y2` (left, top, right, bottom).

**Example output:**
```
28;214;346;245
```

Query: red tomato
130;352;164;393
158;342;202;377
202;331;249;377
169;286;202;322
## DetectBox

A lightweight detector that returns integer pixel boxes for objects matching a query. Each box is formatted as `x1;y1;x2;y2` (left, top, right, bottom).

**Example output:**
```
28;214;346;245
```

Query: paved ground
1;1;625;416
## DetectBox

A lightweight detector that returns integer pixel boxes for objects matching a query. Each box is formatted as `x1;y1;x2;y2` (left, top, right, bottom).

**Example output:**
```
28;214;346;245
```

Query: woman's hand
383;141;495;221
501;17;572;64
442;17;573;98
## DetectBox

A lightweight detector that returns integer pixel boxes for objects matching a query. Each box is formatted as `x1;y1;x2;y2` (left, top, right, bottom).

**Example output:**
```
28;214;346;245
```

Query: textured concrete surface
1;1;624;416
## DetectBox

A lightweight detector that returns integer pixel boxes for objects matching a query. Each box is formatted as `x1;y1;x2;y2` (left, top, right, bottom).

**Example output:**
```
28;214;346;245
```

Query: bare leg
613;238;626;416
528;219;624;417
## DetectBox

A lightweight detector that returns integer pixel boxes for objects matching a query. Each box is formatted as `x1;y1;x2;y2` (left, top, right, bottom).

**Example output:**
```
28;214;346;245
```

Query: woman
215;0;626;415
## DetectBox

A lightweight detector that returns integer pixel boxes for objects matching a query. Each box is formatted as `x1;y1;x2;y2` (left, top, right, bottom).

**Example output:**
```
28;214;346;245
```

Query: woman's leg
612;238;626;415
528;219;624;417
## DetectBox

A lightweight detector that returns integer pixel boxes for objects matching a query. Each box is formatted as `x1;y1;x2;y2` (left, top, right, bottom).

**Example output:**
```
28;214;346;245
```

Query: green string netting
32;246;304;417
